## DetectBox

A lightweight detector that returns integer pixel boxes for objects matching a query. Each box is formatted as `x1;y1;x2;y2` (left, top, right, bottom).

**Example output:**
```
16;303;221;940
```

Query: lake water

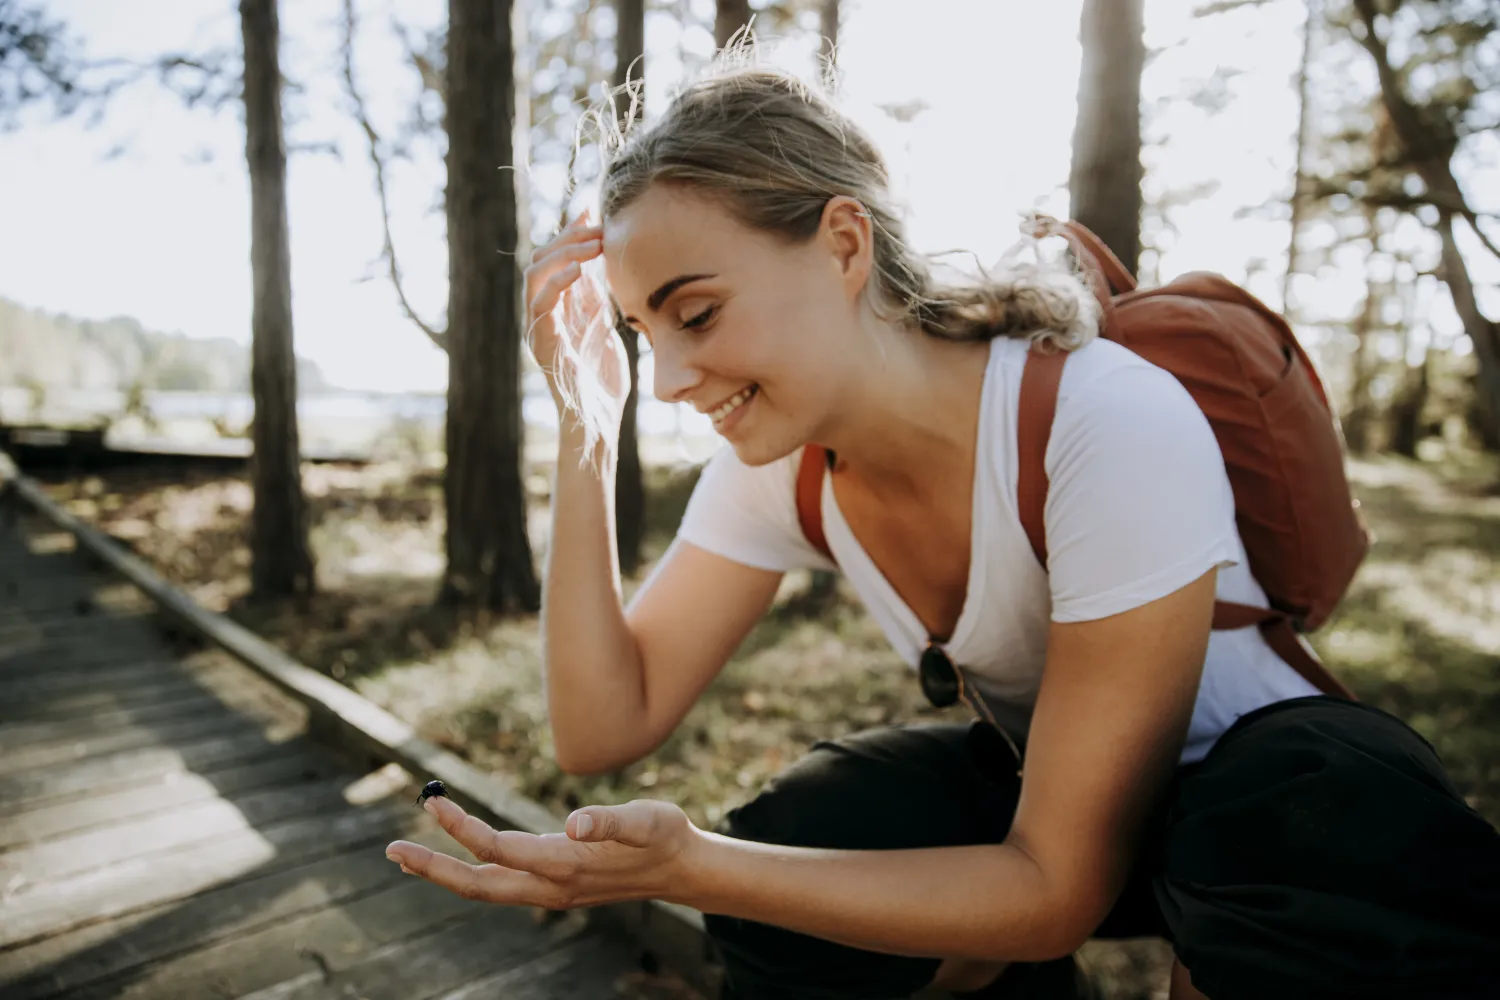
0;378;727;463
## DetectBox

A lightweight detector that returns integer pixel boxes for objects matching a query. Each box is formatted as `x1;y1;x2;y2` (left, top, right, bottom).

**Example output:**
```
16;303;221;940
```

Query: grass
32;447;1500;999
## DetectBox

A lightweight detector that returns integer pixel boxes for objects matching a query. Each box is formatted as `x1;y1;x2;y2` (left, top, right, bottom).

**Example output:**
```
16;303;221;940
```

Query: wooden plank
3;651;309;728
61;888;565;1000
0;657;199;691
0;656;187;692
3;775;364;883
432;933;639;1000
0;605;156;631
0;823;466;998
5;468;723;999
226;905;589;1000
1;675;222;721
0;797;417;949
0;627;170;667
0;732;315;811
0;689;229;753
0;611;171;646
0;712;265;776
0;751;337;851
6;476;565;839
0;588;155;620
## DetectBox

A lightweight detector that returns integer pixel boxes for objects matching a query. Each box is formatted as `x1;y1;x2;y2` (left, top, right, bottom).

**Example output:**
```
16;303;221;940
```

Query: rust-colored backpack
795;216;1370;700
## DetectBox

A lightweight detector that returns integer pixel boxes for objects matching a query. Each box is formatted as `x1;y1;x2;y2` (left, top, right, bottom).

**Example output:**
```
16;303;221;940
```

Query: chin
724;429;806;469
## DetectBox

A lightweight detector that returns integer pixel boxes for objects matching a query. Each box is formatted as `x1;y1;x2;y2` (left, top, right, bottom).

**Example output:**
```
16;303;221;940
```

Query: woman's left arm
678;565;1215;962
386;567;1214;964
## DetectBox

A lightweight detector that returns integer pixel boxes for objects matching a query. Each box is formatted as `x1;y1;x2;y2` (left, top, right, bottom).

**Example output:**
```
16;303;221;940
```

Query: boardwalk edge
2;455;724;998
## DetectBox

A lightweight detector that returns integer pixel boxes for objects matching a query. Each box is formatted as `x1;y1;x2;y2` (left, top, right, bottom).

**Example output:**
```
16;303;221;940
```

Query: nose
649;340;700;405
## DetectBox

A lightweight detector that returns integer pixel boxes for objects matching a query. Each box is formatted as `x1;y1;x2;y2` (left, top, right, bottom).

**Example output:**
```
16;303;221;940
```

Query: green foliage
1318;0;1497;208
0;295;329;394
0;0;81;129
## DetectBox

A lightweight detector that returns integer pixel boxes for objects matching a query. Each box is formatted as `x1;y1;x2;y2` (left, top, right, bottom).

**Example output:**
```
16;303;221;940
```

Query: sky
0;0;1494;396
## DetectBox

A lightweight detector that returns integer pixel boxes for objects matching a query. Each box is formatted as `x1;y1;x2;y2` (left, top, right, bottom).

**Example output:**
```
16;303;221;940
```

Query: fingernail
386;852;402;864
575;814;593;838
401;865;415;875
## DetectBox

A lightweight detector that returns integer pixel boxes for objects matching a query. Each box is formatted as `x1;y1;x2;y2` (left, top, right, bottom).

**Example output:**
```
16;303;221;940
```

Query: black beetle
415;779;449;807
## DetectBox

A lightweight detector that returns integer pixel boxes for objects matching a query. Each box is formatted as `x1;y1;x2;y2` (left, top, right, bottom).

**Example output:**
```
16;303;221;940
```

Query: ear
820;195;875;298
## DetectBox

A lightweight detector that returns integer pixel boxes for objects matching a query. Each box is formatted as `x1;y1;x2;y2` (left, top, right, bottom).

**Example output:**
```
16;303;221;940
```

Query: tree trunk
1068;0;1145;278
715;0;752;50
1342;206;1382;455
240;0;314;601
612;0;646;576
1386;251;1428;458
804;0;844;612
1348;1;1500;447
1436;213;1500;450
1389;354;1429;459
1467;381;1500;452
1282;0;1319;314
440;0;540;613
819;0;839;68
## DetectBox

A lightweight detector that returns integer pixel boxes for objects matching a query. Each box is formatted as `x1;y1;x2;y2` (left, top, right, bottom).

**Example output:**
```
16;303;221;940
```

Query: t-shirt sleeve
1044;359;1240;623
674;446;838;573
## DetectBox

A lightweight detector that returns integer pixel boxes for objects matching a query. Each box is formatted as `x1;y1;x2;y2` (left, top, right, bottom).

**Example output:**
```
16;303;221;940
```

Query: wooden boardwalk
0;503;668;999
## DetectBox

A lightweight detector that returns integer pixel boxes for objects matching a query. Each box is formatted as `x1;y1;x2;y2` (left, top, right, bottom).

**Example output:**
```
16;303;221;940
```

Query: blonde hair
558;50;1101;455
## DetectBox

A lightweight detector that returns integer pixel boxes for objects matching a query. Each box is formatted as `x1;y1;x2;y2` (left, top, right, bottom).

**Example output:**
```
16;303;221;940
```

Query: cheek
753;278;843;356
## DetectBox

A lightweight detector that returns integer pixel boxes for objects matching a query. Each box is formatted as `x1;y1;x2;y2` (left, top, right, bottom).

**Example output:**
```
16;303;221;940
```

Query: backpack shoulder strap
1017;343;1068;568
1214;601;1358;700
796;444;834;563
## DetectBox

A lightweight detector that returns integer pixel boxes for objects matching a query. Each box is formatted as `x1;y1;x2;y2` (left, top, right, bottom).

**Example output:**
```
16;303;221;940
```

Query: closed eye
681;305;717;330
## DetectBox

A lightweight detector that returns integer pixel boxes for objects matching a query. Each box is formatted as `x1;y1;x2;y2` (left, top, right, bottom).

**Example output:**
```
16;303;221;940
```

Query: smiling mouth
710;384;759;426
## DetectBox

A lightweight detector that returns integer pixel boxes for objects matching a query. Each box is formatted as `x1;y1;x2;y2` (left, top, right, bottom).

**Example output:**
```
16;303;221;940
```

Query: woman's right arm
542;421;782;775
526;216;781;775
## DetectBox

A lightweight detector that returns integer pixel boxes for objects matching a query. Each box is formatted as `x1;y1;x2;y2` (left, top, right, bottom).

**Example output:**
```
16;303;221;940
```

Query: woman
383;63;1500;999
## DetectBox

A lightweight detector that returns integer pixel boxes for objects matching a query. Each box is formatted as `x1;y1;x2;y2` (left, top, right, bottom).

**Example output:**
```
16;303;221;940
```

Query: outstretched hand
385;793;700;911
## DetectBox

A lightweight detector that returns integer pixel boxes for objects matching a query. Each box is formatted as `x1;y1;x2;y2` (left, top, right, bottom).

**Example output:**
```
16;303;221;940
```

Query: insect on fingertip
415;779;449;808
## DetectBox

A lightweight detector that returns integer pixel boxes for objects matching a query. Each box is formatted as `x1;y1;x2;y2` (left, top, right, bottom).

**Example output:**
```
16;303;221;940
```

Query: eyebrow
644;273;716;314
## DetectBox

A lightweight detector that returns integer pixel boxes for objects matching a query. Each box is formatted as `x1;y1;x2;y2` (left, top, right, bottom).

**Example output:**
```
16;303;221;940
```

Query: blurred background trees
1070;0;1146;275
3;0;1497;617
240;0;315;601
614;0;647;576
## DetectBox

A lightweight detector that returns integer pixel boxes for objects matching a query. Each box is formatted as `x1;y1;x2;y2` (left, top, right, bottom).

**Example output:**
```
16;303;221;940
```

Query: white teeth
711;385;757;423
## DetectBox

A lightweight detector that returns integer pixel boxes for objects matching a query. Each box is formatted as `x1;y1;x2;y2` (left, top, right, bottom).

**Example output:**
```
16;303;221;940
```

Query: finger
421;794;511;865
387;840;557;905
527;239;603;304
529;261;586;323
531;220;604;263
531;236;603;277
567;800;661;848
482;830;588;882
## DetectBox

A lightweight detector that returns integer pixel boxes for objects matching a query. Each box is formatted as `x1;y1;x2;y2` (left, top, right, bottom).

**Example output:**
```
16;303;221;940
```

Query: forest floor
30;446;1500;1000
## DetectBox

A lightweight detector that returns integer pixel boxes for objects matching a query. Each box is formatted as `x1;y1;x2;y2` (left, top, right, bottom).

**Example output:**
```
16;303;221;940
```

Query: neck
815;318;991;495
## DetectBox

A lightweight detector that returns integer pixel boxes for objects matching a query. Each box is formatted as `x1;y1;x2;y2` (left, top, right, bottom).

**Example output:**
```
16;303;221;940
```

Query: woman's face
603;182;871;467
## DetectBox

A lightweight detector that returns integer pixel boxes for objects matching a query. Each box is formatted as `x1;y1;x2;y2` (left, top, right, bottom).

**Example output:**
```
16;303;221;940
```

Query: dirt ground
32;447;1500;999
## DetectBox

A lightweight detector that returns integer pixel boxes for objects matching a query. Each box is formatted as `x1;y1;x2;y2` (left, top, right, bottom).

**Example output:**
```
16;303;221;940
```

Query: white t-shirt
675;336;1320;764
